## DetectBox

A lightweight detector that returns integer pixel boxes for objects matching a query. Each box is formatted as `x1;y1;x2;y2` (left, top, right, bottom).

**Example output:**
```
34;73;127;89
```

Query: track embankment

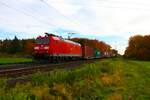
0;59;99;78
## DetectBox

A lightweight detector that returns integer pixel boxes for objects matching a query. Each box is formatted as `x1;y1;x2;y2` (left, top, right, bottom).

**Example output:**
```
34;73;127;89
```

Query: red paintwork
34;34;82;57
82;45;94;59
34;36;49;54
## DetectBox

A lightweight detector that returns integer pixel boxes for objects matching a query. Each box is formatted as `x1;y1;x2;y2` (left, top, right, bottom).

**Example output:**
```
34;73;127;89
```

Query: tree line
0;36;118;57
0;36;34;56
71;38;118;55
124;35;150;60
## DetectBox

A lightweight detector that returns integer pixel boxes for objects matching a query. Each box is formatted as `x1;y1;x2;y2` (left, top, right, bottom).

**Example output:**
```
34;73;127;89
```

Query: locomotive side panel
50;36;82;58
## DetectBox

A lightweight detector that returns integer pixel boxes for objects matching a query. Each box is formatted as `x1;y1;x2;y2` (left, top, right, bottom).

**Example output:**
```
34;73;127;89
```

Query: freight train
34;33;115;62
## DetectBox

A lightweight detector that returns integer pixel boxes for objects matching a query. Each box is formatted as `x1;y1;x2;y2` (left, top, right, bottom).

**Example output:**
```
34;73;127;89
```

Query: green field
0;58;150;100
0;58;33;65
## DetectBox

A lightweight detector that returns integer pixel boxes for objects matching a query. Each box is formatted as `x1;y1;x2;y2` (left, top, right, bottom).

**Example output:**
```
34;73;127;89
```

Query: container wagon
94;48;101;58
82;45;94;59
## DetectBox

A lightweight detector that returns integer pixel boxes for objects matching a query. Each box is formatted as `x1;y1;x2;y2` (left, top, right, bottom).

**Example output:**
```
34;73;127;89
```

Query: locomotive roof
52;36;81;46
64;39;81;46
38;33;81;46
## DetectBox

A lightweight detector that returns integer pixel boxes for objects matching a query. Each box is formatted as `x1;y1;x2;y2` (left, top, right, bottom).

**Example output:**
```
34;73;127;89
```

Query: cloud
0;0;150;54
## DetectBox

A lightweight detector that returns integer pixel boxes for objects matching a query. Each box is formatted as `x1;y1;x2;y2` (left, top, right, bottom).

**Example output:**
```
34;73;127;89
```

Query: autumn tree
71;38;112;54
0;36;35;56
124;35;150;60
24;39;34;55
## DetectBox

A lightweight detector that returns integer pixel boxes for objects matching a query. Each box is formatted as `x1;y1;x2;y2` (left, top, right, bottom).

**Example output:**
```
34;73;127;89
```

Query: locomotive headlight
44;46;49;50
34;47;39;50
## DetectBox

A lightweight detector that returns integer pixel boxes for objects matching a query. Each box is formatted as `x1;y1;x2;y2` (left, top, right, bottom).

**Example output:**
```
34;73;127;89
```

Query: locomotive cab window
35;37;50;44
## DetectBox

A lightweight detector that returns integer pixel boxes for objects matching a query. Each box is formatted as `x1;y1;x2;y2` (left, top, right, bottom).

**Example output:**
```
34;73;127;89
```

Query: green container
94;48;101;58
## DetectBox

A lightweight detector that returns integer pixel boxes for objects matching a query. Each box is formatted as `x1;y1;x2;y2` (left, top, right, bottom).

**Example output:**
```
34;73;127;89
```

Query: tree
124;35;150;60
24;39;34;55
71;38;112;54
0;39;11;53
9;36;21;54
0;40;2;52
0;37;35;56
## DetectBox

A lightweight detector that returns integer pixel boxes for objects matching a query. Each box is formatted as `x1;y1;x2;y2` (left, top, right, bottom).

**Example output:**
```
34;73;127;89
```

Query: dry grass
107;92;123;100
31;84;53;100
50;83;73;100
100;70;122;86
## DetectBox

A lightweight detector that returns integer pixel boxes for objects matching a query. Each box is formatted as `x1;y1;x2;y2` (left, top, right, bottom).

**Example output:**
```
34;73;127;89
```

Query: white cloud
0;0;150;54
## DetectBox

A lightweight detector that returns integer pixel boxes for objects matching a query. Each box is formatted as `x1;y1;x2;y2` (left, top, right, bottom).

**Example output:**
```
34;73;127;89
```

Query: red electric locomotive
34;33;82;61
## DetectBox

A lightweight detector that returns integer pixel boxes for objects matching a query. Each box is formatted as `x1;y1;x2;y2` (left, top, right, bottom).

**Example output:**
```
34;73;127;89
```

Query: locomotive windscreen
35;37;50;44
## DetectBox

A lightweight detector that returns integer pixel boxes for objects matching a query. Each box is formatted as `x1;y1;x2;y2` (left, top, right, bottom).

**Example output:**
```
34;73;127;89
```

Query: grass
0;58;150;100
0;57;33;65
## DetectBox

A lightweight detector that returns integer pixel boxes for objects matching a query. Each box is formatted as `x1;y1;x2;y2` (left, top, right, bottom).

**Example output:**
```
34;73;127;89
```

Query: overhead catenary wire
39;0;104;35
106;0;150;7
89;0;150;7
47;0;150;12
13;0;82;34
15;0;61;28
0;1;56;29
1;0;150;29
75;4;150;12
1;0;150;35
47;0;150;6
39;0;82;28
0;15;40;28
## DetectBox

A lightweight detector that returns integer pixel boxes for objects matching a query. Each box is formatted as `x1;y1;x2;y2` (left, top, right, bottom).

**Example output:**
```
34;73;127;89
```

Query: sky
0;0;150;54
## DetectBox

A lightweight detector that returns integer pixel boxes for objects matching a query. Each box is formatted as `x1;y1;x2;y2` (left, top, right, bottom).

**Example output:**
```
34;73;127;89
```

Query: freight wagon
94;48;101;58
81;46;101;59
82;45;94;59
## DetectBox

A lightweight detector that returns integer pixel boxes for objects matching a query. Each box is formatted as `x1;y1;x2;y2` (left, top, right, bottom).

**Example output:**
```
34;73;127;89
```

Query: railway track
0;59;98;78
